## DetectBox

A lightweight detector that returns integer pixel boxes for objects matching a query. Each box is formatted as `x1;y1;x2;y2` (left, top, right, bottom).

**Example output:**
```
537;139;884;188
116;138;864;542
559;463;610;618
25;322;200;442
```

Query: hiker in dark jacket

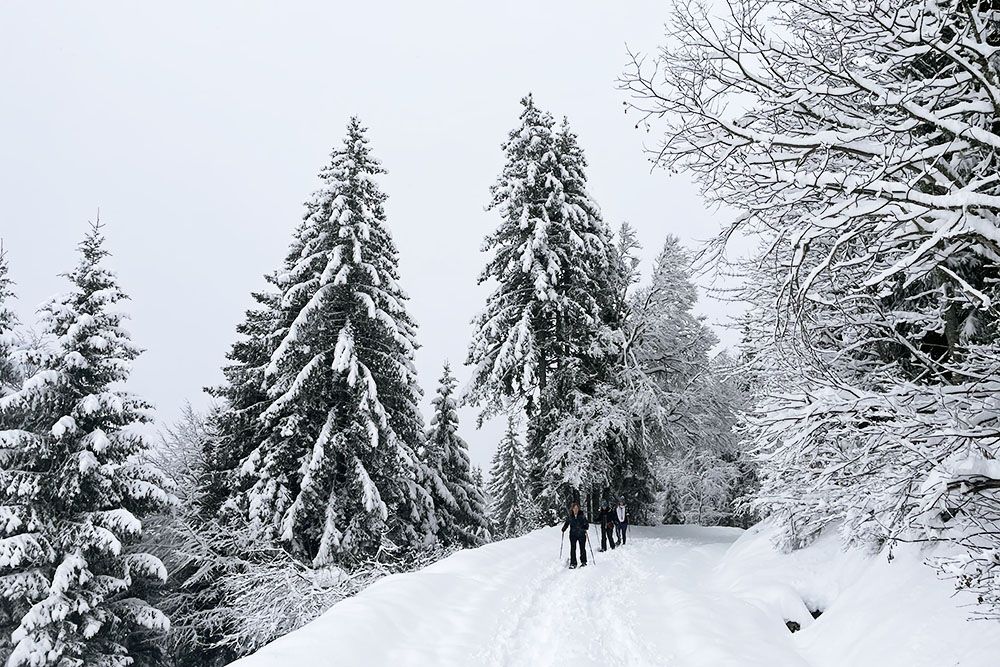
596;499;617;552
614;497;630;546
561;501;589;568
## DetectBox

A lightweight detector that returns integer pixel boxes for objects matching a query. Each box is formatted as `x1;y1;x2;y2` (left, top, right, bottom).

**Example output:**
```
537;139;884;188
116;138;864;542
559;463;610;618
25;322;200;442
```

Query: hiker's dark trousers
616;523;628;545
569;533;588;566
601;522;616;550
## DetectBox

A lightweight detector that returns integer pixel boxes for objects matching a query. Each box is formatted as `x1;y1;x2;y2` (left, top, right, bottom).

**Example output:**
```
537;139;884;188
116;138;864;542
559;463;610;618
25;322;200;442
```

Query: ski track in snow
231;526;811;667
483;535;666;666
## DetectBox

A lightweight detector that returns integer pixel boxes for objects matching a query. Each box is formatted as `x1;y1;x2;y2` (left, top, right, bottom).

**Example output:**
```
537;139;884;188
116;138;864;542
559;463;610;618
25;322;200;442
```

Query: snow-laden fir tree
166;281;283;666
192;211;327;663
487;417;530;537
540;232;747;524
231;118;440;566
0;223;174;666
0;246;19;397
138;272;281;667
538;228;663;515
622;0;1000;613
0;244;23;658
467;95;616;512
551;116;618;326
423;363;490;547
654;353;749;526
204;281;280;520
471;466;485;496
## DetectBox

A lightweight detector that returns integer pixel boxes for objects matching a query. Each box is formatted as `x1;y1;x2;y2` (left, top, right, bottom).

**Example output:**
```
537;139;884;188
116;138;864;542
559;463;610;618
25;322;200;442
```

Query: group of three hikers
560;497;630;568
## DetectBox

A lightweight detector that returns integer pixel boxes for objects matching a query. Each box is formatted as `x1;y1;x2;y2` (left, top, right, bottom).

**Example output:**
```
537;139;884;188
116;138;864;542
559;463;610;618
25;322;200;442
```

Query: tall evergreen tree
471;466;485;495
0;223;173;666
178;281;283;665
145;280;280;667
423;363;490;547
0;245;18;396
627;237;729;521
231;118;440;566
552;117;617;325
204;282;281;520
467;95;616;514
0;243;25;659
487;418;529;537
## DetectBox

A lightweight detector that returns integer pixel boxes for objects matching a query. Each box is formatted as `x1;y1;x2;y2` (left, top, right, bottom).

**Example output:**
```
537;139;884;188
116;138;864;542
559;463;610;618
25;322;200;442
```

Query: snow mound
715;520;1000;667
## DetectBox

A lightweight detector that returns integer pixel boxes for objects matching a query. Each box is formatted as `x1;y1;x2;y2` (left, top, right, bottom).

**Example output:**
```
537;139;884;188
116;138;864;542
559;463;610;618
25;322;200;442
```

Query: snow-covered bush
139;404;232;666
160;509;450;660
211;536;451;655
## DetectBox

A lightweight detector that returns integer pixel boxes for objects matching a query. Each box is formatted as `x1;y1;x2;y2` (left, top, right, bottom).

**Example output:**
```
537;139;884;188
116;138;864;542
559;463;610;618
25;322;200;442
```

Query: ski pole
559;530;565;562
587;528;596;565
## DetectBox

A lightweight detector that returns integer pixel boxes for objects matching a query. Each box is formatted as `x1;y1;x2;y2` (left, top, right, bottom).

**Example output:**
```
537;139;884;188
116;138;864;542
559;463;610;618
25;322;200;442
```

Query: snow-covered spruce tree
0;244;25;658
537;121;629;513
161;283;283;667
0;223;173;666
622;0;1000;612
215;202;360;539
630;237;741;527
182;236;305;665
0;246;19;397
573;233;746;526
232;118;439;567
423;363;490;547
467;95;616;516
204;282;280;522
487;417;530;537
654;353;750;527
171;122;449;662
471;466;485;496
140;269;282;666
539;220;632;519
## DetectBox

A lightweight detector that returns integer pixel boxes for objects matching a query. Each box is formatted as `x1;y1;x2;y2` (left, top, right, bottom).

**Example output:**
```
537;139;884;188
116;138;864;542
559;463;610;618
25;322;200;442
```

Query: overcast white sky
0;1;741;471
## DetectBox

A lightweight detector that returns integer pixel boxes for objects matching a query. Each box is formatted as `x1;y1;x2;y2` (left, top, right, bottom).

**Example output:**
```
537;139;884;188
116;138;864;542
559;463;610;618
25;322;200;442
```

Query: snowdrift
228;523;1000;666
717;521;1000;667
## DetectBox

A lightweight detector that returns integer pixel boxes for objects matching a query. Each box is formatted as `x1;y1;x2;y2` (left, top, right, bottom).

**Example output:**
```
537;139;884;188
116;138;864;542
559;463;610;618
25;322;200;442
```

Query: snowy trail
230;525;811;667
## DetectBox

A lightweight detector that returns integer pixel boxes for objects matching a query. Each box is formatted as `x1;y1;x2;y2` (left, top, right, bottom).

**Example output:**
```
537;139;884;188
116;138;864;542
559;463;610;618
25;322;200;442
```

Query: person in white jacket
614;497;629;546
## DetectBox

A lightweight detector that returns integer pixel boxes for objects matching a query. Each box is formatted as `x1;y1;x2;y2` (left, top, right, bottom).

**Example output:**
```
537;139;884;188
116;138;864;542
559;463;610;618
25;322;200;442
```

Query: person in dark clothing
561;501;589;568
614;497;629;546
596;499;617;552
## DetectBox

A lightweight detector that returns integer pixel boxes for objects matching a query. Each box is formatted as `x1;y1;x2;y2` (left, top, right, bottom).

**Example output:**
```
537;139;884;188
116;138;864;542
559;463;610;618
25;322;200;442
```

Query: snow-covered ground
230;524;1000;666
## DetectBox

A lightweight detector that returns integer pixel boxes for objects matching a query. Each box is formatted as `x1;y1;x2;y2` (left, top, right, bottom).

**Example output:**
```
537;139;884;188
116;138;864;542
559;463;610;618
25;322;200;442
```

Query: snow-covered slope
229;525;1000;667
718;522;1000;667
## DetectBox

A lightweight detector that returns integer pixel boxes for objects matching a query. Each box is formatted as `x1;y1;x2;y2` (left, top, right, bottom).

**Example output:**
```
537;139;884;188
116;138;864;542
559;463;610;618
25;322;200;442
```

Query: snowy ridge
228;523;1000;666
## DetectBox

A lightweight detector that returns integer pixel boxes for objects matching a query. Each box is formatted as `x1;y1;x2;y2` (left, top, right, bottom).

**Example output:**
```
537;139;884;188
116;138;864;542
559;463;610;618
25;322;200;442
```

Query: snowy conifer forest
2;0;1000;665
